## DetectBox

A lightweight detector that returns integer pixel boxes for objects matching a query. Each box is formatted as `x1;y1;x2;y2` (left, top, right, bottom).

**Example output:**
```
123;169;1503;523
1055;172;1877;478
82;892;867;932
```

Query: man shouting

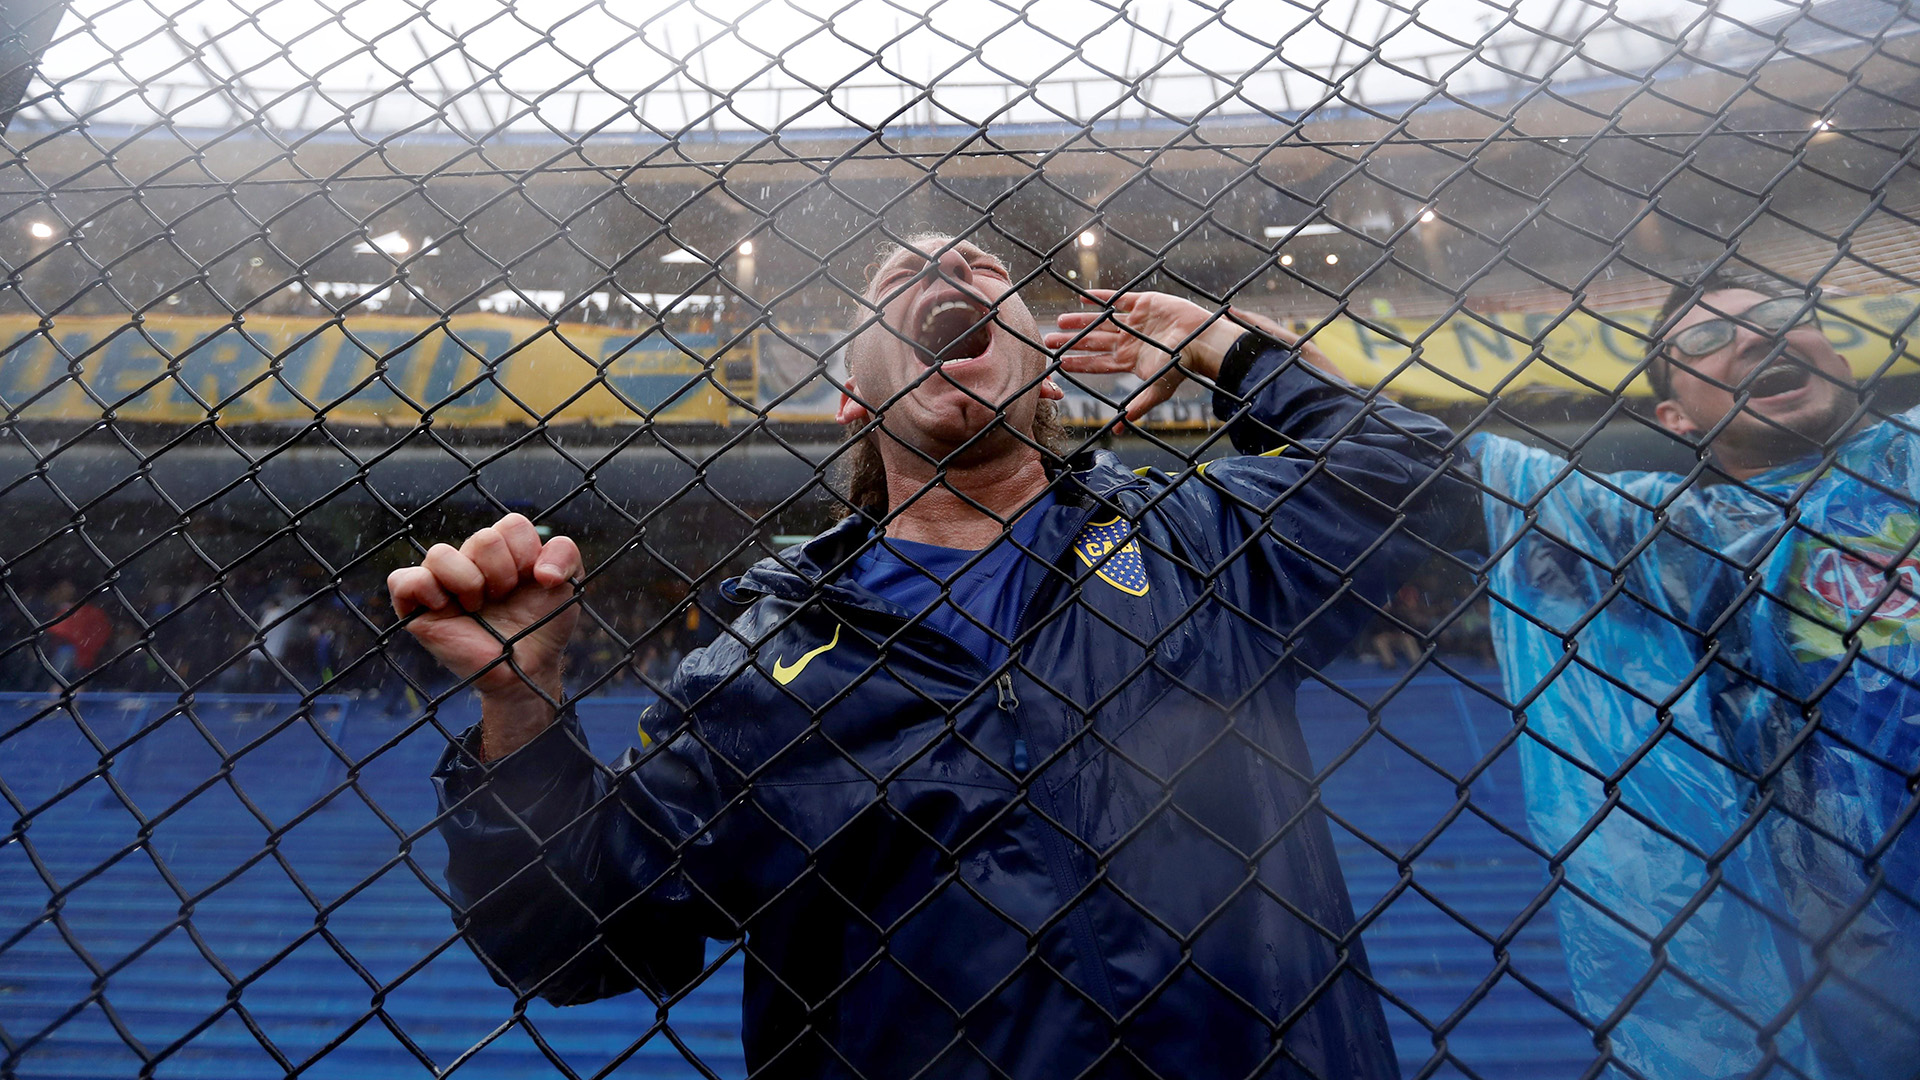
395;233;1470;1079
1475;273;1920;1078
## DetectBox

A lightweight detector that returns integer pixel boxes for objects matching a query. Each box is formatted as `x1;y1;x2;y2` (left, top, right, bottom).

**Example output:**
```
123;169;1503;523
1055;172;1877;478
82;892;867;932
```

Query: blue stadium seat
2;673;1586;1079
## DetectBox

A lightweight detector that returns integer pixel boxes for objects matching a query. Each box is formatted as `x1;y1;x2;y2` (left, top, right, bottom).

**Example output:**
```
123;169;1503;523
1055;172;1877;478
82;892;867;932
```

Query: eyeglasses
1663;296;1820;359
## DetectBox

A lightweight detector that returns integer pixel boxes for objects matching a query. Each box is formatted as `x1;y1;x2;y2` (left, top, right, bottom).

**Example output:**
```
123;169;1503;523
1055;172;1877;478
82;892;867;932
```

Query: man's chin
1755;388;1857;442
884;408;1033;465
1727;393;1858;466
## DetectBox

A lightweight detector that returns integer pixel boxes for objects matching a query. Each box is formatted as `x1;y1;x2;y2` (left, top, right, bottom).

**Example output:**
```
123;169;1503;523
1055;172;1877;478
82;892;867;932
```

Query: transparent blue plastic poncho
1474;414;1920;1080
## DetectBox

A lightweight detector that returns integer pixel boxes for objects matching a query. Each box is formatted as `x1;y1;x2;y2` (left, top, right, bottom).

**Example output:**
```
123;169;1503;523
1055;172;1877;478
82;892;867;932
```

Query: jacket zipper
996;673;1029;773
991;499;1094;781
994;559;1123;1020
807;500;1125;1017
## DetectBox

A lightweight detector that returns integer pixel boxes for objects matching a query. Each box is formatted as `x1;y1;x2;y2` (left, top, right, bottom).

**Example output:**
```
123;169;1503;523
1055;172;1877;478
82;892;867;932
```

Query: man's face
1654;289;1858;469
838;237;1055;459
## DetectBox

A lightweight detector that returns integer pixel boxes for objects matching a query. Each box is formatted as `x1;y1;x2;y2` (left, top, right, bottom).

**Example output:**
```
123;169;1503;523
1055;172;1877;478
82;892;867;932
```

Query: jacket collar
724;449;1142;608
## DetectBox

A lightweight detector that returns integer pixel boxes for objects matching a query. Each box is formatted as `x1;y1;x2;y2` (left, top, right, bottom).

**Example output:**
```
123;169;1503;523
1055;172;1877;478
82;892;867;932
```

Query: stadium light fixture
738;240;755;256
1419;209;1437;224
1325;254;1339;265
660;248;704;263
1279;254;1293;267
28;221;53;238
1078;230;1098;248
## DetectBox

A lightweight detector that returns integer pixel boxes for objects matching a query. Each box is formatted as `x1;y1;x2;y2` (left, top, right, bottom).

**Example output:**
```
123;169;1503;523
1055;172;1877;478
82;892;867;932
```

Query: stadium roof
16;0;1911;143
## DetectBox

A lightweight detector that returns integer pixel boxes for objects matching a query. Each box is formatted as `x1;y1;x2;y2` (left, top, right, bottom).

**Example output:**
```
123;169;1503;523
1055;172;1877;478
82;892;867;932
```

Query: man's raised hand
1044;291;1344;427
1044;290;1245;426
388;513;583;757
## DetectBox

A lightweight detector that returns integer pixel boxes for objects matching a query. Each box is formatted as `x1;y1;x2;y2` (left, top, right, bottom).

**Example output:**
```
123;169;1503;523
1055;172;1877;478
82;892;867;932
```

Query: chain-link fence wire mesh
2;0;1918;1077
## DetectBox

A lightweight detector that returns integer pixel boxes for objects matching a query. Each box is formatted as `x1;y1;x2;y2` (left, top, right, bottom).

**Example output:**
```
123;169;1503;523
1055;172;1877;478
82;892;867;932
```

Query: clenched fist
388;512;583;759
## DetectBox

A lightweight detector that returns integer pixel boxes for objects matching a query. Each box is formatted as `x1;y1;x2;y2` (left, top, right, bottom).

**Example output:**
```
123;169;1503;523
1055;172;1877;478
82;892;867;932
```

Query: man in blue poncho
1474;272;1919;1079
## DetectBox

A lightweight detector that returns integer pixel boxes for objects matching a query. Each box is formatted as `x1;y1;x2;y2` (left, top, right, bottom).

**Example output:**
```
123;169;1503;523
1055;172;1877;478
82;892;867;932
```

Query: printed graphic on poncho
1074;515;1150;596
1783;512;1920;661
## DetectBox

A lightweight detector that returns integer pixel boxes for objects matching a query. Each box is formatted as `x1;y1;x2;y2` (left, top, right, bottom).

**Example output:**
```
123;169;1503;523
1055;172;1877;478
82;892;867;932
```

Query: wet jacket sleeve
1472;432;1663;564
1181;332;1476;668
432;691;752;1006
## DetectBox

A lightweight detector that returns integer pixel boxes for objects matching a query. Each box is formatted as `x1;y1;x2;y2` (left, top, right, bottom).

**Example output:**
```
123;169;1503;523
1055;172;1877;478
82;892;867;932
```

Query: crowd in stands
1354;565;1497;671
0;557;729;704
0;551;1497;701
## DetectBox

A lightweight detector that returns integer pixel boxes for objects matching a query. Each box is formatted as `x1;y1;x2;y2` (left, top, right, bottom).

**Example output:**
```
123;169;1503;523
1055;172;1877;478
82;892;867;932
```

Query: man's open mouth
912;300;995;365
1745;362;1813;399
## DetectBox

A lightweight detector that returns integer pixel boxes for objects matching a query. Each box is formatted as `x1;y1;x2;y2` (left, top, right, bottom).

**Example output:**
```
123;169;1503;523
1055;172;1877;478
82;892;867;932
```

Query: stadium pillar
732;239;758;332
1632;210;1669;256
1418;214;1448;276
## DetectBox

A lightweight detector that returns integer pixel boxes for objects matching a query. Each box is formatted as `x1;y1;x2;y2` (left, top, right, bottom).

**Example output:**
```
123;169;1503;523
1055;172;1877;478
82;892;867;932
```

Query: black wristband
1216;329;1282;396
1212;329;1293;421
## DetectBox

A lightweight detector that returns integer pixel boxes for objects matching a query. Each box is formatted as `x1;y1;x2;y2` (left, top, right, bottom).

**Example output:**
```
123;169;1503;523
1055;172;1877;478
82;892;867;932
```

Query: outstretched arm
395;517;748;1004
1048;292;1474;668
393;515;718;1001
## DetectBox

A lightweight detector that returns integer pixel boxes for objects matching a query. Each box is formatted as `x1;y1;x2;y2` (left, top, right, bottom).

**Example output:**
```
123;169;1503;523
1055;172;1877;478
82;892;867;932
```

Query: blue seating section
0;668;1596;1078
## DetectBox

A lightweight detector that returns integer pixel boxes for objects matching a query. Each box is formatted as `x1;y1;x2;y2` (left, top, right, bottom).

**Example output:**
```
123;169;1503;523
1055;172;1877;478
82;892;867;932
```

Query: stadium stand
1;672;1587;1079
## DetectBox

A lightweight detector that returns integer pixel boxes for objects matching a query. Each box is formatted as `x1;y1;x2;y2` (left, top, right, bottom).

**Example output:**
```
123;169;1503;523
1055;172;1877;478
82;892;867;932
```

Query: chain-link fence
3;0;1918;1077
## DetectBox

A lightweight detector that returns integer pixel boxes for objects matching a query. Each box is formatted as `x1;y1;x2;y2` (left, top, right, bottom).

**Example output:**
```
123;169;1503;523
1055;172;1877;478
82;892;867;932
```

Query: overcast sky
34;0;1814;132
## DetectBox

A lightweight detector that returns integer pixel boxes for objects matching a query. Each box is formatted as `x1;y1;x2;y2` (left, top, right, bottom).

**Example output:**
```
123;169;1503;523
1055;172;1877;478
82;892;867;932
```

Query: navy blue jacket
434;340;1472;1080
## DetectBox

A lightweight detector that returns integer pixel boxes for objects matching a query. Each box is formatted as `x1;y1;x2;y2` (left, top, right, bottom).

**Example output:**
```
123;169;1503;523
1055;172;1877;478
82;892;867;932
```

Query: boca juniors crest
1074;515;1151;596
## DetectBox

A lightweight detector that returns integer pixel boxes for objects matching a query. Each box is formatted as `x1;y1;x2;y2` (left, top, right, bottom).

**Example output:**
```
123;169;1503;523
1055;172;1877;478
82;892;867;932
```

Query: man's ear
1653;398;1699;440
836;376;871;426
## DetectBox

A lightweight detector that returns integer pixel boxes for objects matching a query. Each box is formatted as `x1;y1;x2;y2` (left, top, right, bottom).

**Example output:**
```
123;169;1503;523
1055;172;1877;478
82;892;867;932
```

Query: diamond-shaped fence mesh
2;0;1918;1077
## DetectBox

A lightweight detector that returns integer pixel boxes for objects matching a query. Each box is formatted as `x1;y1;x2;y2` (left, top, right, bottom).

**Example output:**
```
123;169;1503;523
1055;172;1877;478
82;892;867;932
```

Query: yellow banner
0;314;742;426
1316;292;1920;402
3;295;1915;427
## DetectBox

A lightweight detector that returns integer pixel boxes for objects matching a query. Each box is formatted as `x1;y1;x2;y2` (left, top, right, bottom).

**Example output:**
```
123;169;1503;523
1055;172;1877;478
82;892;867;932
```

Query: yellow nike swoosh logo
771;624;840;685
